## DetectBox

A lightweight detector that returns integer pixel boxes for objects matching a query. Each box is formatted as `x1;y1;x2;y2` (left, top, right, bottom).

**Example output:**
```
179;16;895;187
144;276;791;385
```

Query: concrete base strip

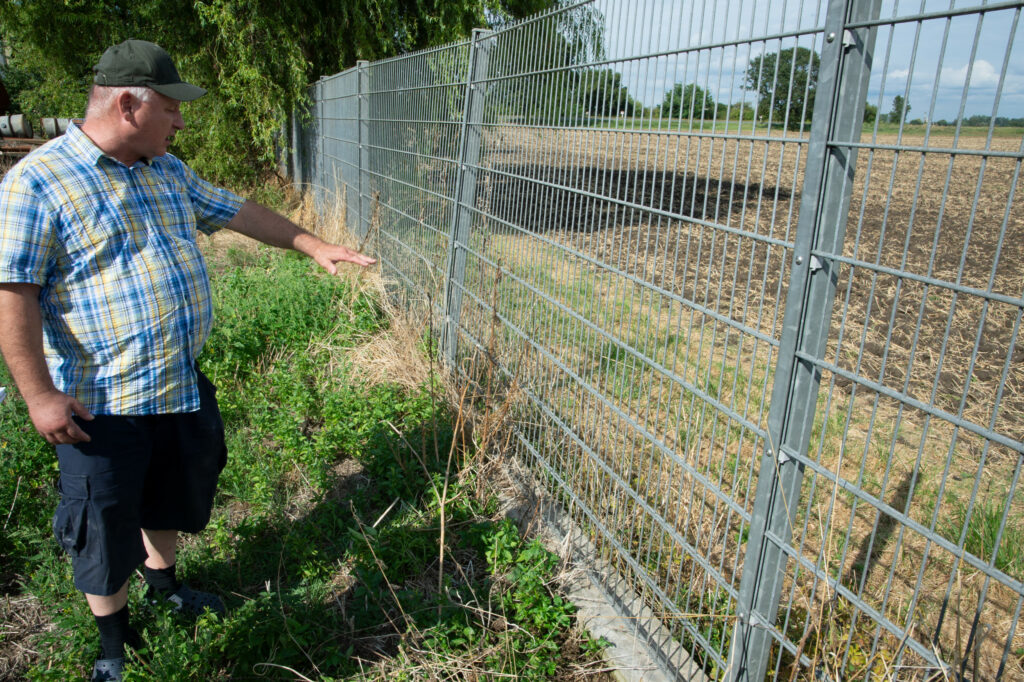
501;462;708;682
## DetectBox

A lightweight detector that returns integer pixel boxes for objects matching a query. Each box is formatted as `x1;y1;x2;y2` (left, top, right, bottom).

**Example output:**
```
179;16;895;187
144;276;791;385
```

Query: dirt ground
465;126;1023;678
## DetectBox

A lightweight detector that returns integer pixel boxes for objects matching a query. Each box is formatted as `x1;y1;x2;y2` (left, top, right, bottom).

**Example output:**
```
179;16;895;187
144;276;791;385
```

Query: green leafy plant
1;247;606;680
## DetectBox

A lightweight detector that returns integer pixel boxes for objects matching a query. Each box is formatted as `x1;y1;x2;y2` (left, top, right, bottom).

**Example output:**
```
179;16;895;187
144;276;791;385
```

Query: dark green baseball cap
93;39;206;101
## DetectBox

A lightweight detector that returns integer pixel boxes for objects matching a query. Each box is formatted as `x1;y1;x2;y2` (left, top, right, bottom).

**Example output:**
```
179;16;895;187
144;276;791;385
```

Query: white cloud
939;60;1002;88
888;60;1013;90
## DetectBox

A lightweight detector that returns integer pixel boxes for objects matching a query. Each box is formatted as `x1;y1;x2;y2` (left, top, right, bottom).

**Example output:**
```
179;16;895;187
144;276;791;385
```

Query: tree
744;46;820;130
863;102;878;124
487;2;606;125
660;82;716;120
0;0;556;187
579;69;639;117
888;95;911;124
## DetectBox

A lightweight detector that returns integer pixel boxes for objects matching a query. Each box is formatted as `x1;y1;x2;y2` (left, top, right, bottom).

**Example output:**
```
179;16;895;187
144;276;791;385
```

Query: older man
0;40;374;681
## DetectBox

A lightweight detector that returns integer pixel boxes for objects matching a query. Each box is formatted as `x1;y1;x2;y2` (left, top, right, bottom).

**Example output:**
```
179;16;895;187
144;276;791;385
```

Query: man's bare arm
225;200;376;274
0;283;93;444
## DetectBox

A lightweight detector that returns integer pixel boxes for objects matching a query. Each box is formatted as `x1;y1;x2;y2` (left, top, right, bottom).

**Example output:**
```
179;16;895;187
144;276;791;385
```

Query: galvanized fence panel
292;0;1024;678
760;3;1024;680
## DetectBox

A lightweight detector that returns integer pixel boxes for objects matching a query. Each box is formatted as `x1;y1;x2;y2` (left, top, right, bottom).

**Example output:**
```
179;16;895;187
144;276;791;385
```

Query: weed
942;497;1024;581
0;368;61;587
1;246;609;680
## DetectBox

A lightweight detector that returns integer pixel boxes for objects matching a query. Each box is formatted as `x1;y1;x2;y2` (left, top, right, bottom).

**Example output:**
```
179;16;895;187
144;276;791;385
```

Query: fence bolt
795;255;804;266
826;31;836;42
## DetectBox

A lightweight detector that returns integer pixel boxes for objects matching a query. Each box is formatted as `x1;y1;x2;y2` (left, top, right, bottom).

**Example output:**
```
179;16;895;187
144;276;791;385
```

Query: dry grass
0;593;51;680
388;126;1024;678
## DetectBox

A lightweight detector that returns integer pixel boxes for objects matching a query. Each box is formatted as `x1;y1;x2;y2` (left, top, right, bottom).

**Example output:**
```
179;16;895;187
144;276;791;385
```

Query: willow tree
0;0;550;186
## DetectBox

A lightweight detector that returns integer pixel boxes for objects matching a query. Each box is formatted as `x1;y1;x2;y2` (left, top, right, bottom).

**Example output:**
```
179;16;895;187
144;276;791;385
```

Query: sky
585;0;1024;122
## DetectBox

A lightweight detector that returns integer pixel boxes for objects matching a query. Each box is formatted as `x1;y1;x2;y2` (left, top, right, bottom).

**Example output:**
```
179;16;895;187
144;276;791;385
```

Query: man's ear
116;91;136;121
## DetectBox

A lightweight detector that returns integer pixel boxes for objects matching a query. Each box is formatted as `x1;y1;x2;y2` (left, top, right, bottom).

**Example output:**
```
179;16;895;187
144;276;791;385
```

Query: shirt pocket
57;190;133;261
152;191;198;242
140;172;197;242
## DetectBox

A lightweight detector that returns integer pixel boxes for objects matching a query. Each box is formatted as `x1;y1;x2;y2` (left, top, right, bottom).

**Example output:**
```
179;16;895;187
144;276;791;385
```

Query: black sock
144;563;182;595
94;605;141;659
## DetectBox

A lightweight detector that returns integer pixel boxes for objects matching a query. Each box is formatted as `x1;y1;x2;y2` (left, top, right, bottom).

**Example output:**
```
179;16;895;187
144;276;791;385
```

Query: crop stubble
476;125;1024;676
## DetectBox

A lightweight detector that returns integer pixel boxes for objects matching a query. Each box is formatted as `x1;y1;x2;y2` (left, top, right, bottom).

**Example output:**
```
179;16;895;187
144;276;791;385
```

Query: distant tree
888;95;911;124
729;102;756;120
744;46;820;130
964;113;1003;126
579;69;639;116
660;82;716;120
863;102;877;124
488;3;606;125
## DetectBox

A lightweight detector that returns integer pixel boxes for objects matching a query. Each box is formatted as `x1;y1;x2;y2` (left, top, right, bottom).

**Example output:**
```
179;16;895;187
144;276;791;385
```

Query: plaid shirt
0;124;244;415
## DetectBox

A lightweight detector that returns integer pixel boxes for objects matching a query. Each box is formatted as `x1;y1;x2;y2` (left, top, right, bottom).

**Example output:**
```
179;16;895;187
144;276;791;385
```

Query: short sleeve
161;155;245;235
0;166;56;286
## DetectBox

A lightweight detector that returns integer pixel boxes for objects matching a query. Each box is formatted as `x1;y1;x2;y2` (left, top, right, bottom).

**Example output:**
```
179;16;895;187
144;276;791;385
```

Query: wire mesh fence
289;0;1024;678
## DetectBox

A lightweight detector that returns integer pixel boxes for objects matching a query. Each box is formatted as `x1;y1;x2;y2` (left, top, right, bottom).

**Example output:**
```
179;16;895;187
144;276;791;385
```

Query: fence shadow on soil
480;165;793;234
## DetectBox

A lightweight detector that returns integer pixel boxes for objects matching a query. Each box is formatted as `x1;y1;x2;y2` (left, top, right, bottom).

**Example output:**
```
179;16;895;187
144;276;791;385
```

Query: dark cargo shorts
52;369;227;596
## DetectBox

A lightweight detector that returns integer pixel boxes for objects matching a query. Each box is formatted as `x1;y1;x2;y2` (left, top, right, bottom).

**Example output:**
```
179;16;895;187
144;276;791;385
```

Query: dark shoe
147;583;226;615
91;657;124;681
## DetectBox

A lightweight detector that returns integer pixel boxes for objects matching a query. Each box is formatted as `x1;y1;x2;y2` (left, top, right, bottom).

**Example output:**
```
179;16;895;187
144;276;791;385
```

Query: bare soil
469;126;1024;678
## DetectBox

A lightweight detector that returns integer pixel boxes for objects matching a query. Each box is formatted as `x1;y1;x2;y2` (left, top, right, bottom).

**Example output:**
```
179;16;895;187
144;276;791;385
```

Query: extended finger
339;252;375;267
316;256;339;275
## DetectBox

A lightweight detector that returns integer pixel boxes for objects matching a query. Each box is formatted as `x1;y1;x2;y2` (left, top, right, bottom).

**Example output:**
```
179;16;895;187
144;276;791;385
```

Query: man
0;40;375;681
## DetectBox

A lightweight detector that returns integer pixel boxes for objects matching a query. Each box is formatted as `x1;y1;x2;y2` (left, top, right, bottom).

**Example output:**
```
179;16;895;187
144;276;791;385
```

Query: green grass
865;122;1024;138
941;497;1024;581
581;116;763;133
0;247;605;680
576;115;1023;138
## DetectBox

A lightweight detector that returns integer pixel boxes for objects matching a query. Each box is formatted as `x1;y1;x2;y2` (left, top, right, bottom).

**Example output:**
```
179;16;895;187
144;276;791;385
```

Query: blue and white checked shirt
0;123;244;415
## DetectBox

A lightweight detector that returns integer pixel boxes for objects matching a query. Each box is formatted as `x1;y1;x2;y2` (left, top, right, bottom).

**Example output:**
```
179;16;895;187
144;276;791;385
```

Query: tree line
3;10;1019;188
586;46;1020;131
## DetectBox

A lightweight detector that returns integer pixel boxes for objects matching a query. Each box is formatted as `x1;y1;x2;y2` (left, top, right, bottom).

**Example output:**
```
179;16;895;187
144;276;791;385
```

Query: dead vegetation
0;593;50;680
403;126;1024;679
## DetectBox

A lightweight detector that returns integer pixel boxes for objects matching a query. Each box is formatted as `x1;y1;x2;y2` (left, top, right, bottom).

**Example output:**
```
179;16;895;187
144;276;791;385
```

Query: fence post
357;61;370;240
290;107;300;189
727;0;881;679
315;78;327;213
442;29;493;367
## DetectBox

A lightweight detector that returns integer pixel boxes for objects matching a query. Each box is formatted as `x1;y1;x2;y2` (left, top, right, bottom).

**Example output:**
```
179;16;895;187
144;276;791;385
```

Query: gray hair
85;85;155;120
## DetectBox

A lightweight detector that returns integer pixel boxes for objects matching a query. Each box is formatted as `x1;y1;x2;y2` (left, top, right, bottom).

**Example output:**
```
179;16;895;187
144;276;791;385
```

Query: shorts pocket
52;473;90;558
195;369;227;472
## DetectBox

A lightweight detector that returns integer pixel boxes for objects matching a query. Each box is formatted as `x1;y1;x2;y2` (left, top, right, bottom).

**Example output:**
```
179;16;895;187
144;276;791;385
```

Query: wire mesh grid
293;0;1024;678
766;3;1024;680
448;0;830;673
